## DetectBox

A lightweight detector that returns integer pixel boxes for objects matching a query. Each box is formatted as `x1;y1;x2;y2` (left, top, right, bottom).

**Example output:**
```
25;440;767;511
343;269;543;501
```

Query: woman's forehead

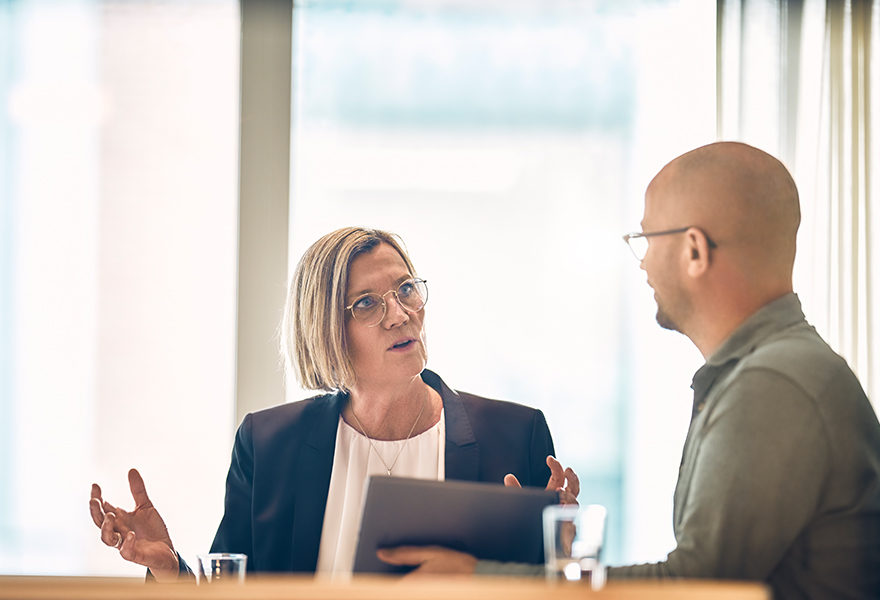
347;243;411;291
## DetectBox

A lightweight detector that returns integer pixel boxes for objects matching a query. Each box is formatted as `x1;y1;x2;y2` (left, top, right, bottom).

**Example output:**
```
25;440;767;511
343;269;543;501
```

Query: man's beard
654;288;690;334
656;306;682;332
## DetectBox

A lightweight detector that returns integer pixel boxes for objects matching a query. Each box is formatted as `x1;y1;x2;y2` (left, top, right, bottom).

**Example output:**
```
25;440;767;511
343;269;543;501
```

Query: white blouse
315;409;446;578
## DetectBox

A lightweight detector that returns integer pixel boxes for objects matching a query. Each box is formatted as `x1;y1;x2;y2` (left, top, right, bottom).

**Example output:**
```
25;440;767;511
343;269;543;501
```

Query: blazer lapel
423;370;480;482
290;392;344;572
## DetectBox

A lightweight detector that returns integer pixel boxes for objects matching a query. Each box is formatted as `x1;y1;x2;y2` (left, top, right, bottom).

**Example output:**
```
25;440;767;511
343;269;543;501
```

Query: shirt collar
689;293;804;408
705;292;804;367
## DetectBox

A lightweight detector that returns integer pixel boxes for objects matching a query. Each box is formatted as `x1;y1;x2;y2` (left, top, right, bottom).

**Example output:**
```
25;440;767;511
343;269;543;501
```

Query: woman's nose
381;293;409;327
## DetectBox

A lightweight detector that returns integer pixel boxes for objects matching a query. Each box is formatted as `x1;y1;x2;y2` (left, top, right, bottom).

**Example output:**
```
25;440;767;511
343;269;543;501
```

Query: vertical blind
718;0;879;404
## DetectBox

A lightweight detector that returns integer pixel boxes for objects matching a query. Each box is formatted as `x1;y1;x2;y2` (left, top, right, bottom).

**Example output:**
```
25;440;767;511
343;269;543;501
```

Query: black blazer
208;369;555;573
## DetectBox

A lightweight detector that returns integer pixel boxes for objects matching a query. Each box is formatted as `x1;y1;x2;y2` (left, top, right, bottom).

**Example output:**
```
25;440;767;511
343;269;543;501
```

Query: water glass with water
196;553;247;584
543;504;607;589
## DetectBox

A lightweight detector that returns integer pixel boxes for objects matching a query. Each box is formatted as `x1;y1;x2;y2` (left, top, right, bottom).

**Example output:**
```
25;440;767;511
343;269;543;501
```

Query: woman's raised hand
89;468;180;581
504;455;580;505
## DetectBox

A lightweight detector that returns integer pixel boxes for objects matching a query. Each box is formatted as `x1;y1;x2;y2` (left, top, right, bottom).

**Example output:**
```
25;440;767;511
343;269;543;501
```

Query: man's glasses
622;226;717;261
346;278;429;327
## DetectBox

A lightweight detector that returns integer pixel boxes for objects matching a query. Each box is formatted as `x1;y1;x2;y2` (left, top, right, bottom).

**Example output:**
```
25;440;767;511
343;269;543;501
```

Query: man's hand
89;469;180;581
377;546;477;576
504;456;580;505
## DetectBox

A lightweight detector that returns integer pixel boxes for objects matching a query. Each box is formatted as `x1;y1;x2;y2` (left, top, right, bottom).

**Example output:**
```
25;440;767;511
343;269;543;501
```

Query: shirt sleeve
475;560;545;577
610;368;831;579
145;552;195;583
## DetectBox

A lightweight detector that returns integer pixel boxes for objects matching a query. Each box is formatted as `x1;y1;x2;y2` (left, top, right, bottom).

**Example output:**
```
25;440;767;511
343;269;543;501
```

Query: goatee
656;308;682;333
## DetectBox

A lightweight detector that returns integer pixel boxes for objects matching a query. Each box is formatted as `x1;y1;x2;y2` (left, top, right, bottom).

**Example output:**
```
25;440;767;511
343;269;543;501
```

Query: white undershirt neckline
315;408;446;578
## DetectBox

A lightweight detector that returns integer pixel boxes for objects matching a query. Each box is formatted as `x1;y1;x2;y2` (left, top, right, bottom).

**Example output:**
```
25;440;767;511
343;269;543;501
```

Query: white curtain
717;0;879;405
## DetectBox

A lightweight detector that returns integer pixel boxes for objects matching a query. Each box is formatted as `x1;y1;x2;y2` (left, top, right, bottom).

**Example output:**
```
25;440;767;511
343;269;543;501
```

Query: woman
89;227;576;579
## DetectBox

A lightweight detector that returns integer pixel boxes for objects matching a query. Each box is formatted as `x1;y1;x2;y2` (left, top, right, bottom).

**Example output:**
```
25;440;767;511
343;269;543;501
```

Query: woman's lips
388;338;417;352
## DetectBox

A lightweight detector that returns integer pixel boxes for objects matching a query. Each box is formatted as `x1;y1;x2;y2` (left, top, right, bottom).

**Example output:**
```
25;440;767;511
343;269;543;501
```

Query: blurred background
0;0;876;577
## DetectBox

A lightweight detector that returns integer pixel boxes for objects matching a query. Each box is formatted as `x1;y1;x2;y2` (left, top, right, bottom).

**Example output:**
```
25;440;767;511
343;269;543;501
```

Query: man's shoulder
729;320;870;422
740;320;851;387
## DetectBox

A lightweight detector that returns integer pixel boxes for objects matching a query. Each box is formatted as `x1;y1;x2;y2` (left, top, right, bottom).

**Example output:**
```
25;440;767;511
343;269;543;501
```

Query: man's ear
685;228;711;278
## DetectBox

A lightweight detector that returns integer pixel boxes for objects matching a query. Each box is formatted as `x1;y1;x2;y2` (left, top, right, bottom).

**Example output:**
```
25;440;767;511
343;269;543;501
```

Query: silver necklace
349;387;429;476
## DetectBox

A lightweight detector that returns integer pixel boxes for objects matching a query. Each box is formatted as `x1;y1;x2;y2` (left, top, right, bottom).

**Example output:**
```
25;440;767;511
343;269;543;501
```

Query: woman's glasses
346;278;429;327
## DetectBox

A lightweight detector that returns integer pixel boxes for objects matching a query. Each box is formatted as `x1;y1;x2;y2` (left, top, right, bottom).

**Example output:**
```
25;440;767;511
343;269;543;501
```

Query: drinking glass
543;504;607;589
196;553;247;584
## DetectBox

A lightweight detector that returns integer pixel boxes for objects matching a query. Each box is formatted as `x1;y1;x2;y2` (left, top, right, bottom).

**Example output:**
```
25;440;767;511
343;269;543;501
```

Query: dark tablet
352;475;559;574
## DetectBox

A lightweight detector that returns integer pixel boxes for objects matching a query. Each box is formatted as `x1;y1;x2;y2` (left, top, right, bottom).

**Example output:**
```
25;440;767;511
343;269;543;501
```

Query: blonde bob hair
281;227;418;392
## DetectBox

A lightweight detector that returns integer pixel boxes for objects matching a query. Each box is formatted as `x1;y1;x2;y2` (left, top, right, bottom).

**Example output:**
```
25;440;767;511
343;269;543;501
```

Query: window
0;0;239;575
289;0;715;565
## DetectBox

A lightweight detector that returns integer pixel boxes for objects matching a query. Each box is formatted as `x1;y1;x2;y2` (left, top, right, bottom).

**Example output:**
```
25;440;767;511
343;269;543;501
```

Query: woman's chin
398;351;429;380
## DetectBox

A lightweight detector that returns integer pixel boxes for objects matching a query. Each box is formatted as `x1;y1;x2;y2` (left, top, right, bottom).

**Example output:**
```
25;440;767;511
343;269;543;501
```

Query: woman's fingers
93;484;125;548
503;473;522;488
118;535;180;580
128;469;152;508
89;498;106;528
545;456;566;490
93;472;176;574
89;492;106;528
558;490;578;506
89;484;108;528
565;467;580;498
118;531;138;561
545;456;581;498
102;499;121;516
100;513;121;547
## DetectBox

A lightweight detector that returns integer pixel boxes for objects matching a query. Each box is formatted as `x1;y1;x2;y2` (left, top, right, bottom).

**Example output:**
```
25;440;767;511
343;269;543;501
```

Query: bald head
647;141;800;284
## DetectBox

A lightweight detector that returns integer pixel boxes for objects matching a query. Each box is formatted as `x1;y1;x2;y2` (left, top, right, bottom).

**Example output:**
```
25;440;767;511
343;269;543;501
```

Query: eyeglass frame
622;226;718;261
345;277;429;327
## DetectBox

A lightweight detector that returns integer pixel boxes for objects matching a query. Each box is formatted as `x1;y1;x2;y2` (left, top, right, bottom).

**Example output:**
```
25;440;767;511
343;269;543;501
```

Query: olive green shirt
610;294;880;599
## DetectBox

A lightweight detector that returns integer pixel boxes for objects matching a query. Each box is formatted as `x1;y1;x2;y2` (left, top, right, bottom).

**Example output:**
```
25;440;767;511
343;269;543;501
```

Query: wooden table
0;575;770;600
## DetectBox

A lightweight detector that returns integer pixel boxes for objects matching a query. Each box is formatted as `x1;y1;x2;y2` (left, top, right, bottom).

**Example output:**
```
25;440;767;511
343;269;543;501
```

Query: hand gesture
89;469;180;581
504;455;580;505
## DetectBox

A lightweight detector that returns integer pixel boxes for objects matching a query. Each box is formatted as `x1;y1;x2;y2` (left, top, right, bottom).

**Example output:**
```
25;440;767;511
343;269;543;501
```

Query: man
381;142;880;598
